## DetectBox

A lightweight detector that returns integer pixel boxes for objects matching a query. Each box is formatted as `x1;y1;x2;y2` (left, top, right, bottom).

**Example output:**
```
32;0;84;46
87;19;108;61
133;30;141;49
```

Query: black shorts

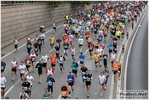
62;96;68;99
56;52;59;58
72;70;77;74
53;27;56;30
94;31;97;34
68;82;74;86
79;44;82;47
109;49;112;53
26;65;30;69
43;63;47;67
12;68;17;72
80;61;84;64
95;61;99;64
51;64;56;67
86;81;91;86
20;73;25;77
14;44;18;49
1;87;5;90
117;36;120;39
38;70;42;75
50;43;54;47
119;68;121;72
75;33;78;35
95;46;99;49
104;35;107;37
113;71;118;74
89;49;93;52
1;70;4;73
59;63;63;67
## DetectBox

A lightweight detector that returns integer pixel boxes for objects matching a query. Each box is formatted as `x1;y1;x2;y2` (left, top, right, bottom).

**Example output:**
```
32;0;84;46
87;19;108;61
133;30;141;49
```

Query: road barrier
114;5;147;99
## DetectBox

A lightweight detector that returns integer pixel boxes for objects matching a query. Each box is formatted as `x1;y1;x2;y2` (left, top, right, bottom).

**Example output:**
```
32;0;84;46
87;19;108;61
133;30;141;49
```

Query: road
3;13;136;99
126;10;148;90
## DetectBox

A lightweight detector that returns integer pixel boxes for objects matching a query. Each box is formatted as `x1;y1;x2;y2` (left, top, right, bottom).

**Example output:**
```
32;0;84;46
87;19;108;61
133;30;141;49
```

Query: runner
80;65;88;84
40;32;46;45
96;47;104;67
98;72;106;98
59;53;65;71
85;30;90;43
39;25;45;33
102;52;108;68
36;60;43;84
14;37;19;52
1;59;6;73
63;40;69;59
1;72;6;99
71;60;79;78
30;51;37;73
24;56;32;72
11;58;18;82
50;53;57;71
18;61;26;82
71;46;76;61
37;36;42;54
46;66;54;77
53;21;57;33
55;43;60;61
79;52;85;67
49;35;55;51
88;41;94;59
103;27;108;43
67;71;75;98
26;72;34;97
19;88;29;99
78;36;84;52
46;74;55;98
84;70;92;98
33;39;39;57
111;51;116;68
94;39;99;50
41;53;49;72
22;78;31;97
103;67;110;90
42;88;51;99
113;59;121;84
26;35;31;43
94;52;100;70
26;41;32;55
68;33;74;47
60;83;70;99
107;42;113;58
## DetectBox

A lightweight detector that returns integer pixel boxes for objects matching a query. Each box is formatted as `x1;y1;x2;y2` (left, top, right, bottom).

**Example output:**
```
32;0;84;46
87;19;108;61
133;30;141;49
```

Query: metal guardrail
114;5;147;99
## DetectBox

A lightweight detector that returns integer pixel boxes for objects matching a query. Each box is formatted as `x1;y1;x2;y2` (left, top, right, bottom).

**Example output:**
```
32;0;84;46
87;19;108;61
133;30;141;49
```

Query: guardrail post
122;44;124;53
127;32;129;39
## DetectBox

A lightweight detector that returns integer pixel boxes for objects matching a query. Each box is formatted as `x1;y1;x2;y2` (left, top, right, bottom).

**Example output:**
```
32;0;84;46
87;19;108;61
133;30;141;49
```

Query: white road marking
2;25;63;59
4;50;53;97
124;9;147;91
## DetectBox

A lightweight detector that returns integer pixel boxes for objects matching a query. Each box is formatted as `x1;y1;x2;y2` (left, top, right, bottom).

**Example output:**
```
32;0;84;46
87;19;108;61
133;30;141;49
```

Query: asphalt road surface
126;10;148;91
3;15;137;99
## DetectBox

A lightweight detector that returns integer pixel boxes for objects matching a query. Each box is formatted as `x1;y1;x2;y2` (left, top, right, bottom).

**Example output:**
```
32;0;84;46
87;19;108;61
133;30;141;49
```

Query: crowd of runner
1;1;146;99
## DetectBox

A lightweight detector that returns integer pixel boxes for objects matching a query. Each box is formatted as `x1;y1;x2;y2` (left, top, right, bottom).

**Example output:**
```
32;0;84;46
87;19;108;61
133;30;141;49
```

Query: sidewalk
1;20;65;56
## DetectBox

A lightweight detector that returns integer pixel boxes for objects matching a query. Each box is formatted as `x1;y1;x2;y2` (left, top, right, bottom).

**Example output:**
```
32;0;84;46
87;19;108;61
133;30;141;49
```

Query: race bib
62;91;66;95
24;87;27;90
90;47;93;50
32;58;35;61
82;72;85;75
48;81;52;86
35;48;38;51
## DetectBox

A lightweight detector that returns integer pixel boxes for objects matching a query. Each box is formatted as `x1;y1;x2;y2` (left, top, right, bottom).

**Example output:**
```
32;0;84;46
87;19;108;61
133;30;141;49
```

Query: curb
115;6;147;99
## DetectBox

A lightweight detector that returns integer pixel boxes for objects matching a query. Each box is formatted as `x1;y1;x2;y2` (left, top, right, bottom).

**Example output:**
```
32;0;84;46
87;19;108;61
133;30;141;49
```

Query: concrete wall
1;3;94;48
